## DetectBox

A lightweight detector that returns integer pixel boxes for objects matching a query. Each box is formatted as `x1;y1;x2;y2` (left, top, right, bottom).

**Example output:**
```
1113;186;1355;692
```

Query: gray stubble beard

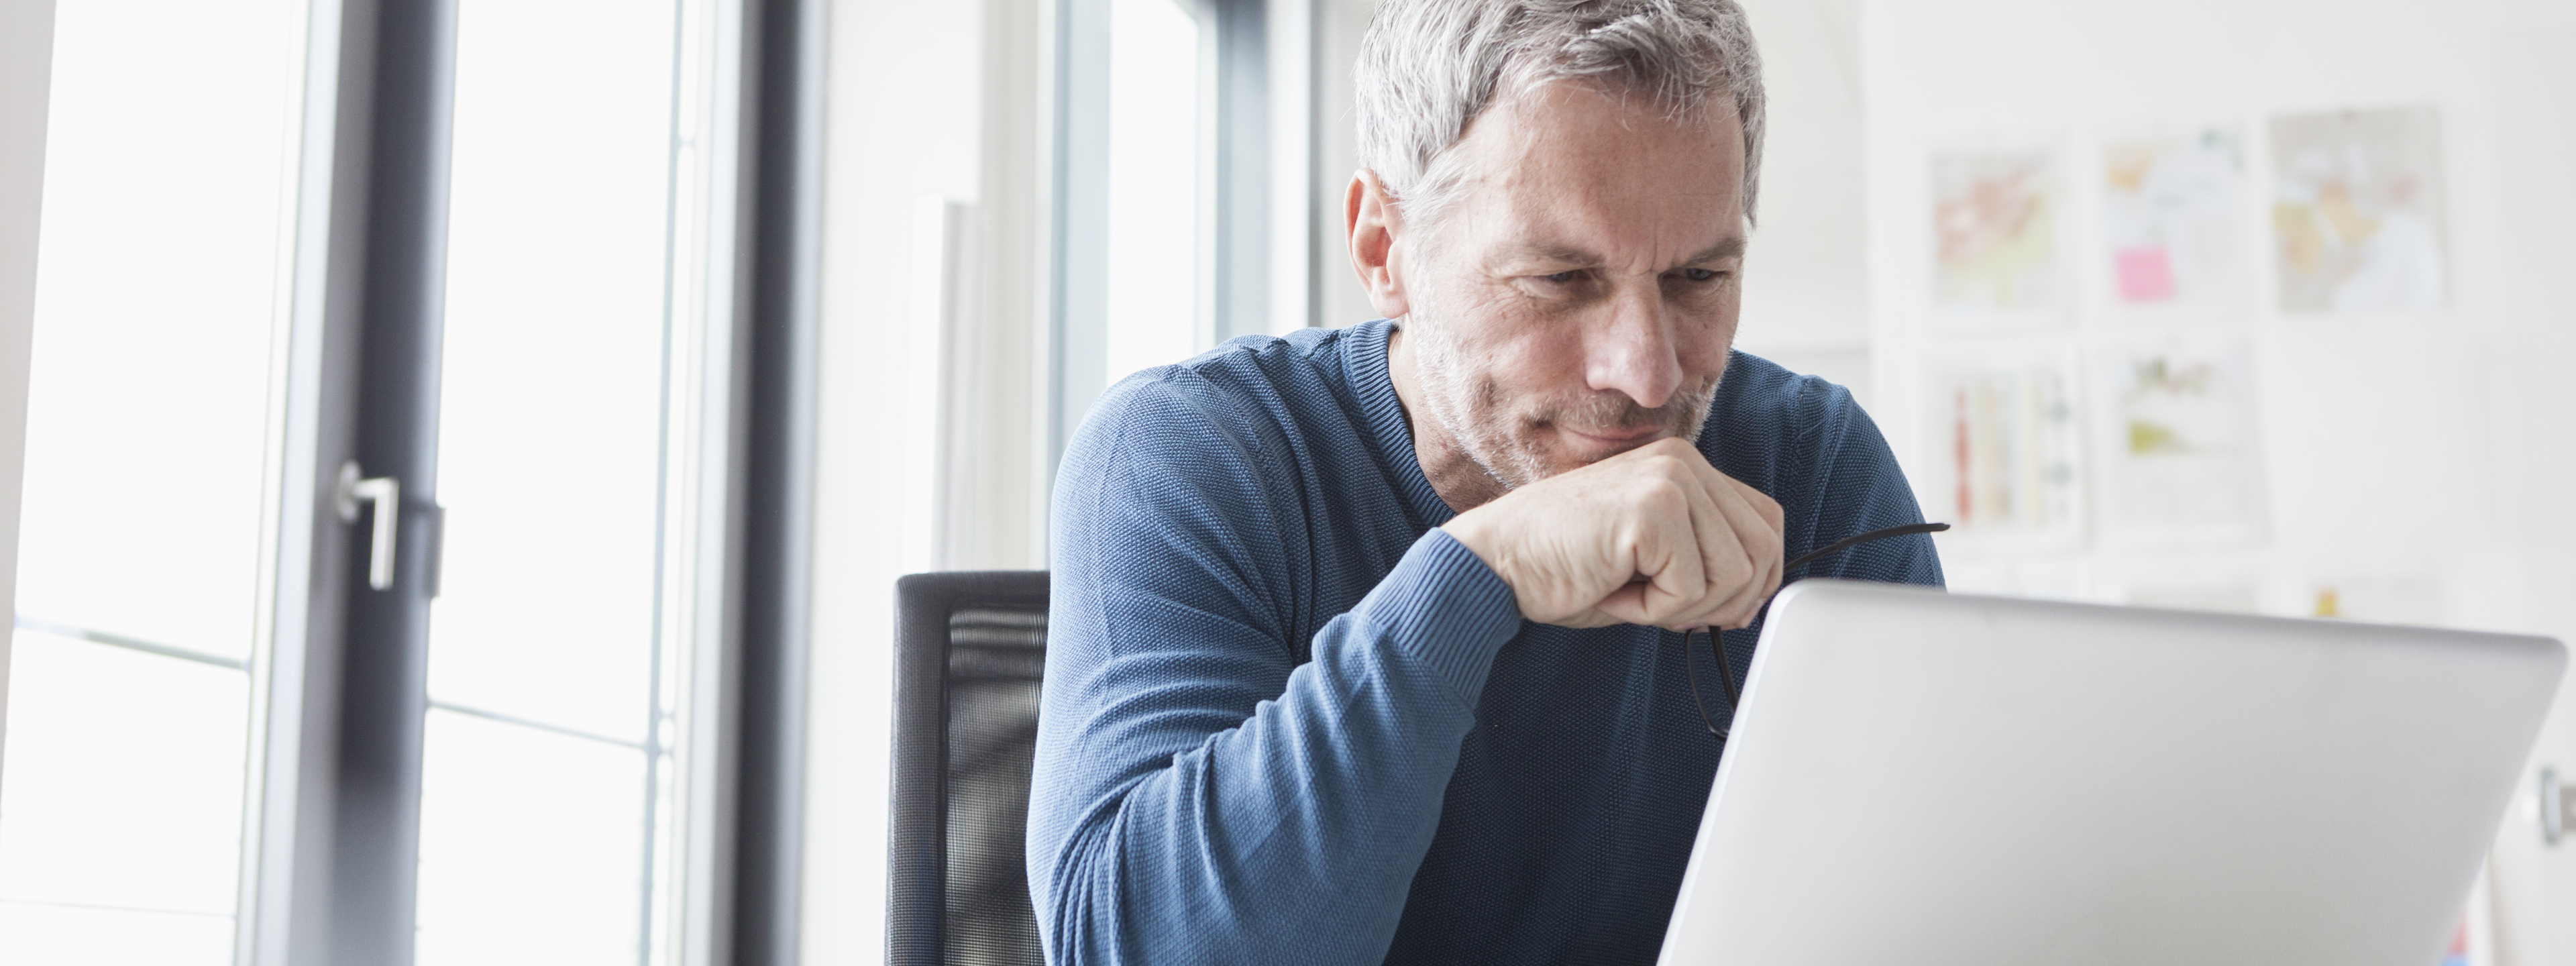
1402;289;1725;493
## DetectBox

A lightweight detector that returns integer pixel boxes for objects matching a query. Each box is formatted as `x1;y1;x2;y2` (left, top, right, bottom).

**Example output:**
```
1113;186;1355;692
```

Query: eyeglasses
1680;522;1950;741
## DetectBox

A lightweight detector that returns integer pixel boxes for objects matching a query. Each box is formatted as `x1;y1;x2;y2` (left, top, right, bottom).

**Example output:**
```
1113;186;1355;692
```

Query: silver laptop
1658;580;2563;965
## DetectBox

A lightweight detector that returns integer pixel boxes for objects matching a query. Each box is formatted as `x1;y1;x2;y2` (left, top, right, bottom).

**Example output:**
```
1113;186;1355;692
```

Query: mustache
1521;375;1721;437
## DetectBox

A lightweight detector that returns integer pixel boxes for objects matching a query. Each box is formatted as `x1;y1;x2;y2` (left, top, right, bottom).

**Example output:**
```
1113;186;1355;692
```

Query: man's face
1391;82;1748;490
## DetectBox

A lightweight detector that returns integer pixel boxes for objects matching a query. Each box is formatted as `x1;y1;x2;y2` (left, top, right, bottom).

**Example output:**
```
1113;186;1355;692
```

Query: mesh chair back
889;571;1051;966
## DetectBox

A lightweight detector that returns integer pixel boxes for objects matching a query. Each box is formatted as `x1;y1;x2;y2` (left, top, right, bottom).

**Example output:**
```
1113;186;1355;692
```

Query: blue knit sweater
1030;320;1943;965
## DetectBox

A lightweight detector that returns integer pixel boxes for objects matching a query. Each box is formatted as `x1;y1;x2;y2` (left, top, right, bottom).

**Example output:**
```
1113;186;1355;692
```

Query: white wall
806;0;1047;960
0;0;58;793
2481;17;2576;965
1856;0;2576;960
1731;0;1874;406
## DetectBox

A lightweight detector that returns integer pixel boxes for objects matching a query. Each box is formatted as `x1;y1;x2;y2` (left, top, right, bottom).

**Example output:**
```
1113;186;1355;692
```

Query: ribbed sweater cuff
1352;529;1525;704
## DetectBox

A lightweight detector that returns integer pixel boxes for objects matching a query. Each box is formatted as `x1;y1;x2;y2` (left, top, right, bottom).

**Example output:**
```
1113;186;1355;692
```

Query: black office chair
888;571;1051;966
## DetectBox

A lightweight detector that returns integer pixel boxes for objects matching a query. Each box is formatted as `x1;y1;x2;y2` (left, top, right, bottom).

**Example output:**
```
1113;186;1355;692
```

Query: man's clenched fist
1440;438;1784;631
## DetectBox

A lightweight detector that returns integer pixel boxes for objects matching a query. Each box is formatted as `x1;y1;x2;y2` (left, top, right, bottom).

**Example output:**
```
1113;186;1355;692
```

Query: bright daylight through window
414;1;728;963
0;1;307;961
0;1;743;964
1103;0;1210;387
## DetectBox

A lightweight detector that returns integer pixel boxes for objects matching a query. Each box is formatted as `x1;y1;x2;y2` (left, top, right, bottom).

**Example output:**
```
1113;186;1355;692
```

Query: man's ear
1344;169;1412;321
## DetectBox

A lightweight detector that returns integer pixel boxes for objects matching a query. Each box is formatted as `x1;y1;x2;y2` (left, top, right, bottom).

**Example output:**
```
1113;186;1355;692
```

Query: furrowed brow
1492;243;1603;269
1680;237;1748;266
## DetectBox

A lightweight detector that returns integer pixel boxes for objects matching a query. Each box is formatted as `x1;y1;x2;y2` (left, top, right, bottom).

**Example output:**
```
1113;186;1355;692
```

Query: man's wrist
1438;508;1508;588
1352;529;1525;705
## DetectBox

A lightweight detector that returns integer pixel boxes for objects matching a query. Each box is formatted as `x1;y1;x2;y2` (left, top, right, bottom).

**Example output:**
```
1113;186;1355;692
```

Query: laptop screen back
1658;580;2563;966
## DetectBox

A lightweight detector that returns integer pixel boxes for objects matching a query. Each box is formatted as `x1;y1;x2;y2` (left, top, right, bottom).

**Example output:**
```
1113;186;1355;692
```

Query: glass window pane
0;631;250;914
11;0;302;658
413;710;649;966
425;0;676;743
1104;0;1205;384
416;0;695;962
0;902;234;966
0;0;308;955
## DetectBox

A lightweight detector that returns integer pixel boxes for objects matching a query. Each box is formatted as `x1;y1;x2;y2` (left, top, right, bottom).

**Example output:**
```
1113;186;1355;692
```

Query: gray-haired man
1028;1;1942;961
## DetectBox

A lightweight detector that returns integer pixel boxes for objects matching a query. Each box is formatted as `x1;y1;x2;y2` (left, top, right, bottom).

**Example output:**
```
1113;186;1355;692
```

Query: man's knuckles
1625;475;1694;518
1483;437;1794;631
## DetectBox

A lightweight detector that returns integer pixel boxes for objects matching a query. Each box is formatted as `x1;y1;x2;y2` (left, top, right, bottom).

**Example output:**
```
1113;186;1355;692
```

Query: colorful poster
1925;357;2083;541
2092;339;2263;543
1931;150;2061;313
2269;107;2448;313
2099;129;2245;309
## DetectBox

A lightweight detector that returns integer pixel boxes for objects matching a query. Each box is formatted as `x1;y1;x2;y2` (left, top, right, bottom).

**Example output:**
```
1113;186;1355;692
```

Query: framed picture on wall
2090;125;2253;323
2085;335;2267;547
1925;144;2073;330
1918;345;2088;551
2267;105;2449;315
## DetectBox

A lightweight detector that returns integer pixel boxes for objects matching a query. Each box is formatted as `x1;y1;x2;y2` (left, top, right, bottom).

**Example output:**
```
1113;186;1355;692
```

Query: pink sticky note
2114;246;2176;303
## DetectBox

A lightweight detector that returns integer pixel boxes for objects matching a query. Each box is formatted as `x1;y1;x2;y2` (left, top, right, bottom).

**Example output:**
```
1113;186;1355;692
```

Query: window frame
70;0;833;962
1046;0;1303;482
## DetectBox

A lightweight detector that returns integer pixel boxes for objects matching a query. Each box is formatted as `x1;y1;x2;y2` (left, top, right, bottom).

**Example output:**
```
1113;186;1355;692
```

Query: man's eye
1681;268;1723;282
1540;270;1581;284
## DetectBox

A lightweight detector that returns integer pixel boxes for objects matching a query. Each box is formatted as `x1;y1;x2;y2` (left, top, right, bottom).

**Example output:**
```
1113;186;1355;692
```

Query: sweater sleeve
1027;376;1525;966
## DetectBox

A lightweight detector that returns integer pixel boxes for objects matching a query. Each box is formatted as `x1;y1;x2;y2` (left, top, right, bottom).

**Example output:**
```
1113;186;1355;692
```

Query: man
1028;1;1941;962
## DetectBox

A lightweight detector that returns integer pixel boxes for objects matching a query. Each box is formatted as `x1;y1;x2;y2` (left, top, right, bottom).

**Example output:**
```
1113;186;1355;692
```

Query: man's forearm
1030;531;1521;965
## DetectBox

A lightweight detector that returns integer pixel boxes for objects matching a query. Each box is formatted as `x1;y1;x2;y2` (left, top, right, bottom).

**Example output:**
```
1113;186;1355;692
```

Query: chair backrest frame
888;570;1051;966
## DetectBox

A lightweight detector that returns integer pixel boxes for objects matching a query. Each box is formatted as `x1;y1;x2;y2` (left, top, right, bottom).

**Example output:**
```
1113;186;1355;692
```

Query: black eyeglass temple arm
1683;521;1950;741
1782;521;1950;574
1682;627;1729;739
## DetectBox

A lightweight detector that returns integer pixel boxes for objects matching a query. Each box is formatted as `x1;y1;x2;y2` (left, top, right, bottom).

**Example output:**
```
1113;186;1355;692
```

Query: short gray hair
1354;0;1768;229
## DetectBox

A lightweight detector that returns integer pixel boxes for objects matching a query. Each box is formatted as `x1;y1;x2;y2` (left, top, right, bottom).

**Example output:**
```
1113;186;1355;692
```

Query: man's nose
1582;286;1684;410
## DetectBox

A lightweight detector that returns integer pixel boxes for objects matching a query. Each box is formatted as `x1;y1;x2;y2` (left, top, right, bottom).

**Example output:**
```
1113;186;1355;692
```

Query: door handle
337;460;400;590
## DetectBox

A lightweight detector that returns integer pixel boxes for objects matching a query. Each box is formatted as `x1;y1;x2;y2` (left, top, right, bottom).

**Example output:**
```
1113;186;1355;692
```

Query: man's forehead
1438;82;1748;262
1474;83;1741;170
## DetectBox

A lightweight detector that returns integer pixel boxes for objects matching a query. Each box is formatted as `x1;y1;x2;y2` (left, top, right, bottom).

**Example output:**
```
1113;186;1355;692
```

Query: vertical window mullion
729;1;827;963
326;0;457;961
239;0;370;959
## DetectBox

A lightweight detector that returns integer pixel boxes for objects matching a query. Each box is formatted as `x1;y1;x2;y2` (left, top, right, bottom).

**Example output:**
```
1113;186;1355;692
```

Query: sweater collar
1344;319;1459;529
